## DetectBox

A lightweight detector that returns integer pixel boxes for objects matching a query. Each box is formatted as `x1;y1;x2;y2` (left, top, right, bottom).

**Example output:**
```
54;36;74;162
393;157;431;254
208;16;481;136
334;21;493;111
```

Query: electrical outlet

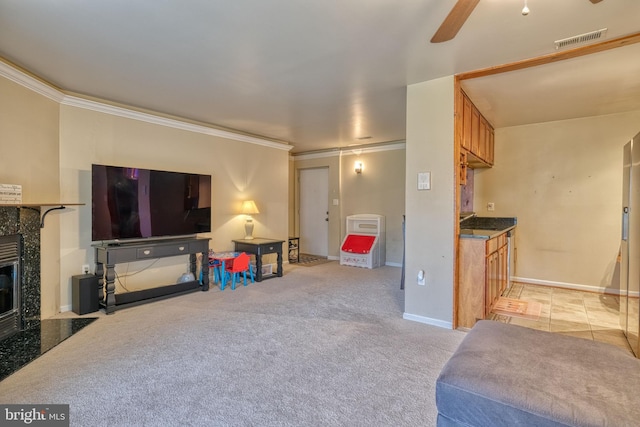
82;264;90;274
417;270;426;286
487;202;495;211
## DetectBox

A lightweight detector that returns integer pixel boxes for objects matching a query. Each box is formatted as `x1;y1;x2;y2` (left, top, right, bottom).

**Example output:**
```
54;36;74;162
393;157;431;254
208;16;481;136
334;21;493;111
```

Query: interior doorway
299;167;329;257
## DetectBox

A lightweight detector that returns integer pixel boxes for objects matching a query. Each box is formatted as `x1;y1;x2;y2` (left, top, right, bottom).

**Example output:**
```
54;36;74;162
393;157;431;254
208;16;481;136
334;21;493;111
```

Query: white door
299;167;329;257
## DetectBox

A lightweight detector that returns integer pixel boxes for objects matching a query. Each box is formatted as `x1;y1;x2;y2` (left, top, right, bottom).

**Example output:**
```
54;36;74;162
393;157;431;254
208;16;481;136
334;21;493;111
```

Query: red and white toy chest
340;214;386;269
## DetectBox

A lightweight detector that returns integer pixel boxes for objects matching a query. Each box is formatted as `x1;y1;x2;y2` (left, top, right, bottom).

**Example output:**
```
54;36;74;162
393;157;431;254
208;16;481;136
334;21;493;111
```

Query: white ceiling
1;0;639;153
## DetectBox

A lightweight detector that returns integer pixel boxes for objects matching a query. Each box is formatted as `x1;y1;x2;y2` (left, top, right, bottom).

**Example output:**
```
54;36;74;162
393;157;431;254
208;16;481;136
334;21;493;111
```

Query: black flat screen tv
91;164;211;242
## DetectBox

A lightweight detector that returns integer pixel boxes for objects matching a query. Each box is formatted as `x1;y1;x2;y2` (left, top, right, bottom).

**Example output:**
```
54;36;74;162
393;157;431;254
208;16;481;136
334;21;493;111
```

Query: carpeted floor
0;262;464;426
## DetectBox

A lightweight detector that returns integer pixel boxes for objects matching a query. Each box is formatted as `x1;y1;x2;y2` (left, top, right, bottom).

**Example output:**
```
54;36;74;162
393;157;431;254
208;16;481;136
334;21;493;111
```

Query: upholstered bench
436;320;640;426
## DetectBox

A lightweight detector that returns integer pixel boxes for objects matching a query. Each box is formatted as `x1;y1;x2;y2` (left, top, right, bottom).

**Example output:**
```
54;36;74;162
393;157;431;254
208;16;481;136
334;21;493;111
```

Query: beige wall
339;148;405;264
0;75;62;318
292;145;405;265
404;76;455;327
474;111;640;292
57;105;289;310
1;64;289;315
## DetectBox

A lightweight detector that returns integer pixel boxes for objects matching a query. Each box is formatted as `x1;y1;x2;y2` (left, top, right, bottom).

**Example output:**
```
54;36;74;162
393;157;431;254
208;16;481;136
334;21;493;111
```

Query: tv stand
94;237;210;314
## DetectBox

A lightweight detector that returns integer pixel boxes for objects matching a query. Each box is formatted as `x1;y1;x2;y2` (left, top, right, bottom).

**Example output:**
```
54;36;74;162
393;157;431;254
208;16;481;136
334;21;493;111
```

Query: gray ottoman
436;320;640;426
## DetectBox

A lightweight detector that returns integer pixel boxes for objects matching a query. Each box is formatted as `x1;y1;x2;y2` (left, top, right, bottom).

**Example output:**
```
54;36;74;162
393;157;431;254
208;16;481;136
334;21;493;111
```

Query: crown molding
60;95;293;151
292;141;405;160
341;141;406;156
0;60;64;103
292;150;341;161
0;59;293;152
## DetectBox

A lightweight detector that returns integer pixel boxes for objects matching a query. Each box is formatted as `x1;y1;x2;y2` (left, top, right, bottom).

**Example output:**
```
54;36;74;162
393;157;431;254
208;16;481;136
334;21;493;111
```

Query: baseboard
385;262;402;267
328;255;339;261
511;276;636;296
403;312;452;329
60;304;72;313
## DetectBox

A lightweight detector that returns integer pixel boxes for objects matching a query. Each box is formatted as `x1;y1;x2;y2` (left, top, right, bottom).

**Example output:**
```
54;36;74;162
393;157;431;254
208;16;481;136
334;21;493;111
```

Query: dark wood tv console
93;237;210;314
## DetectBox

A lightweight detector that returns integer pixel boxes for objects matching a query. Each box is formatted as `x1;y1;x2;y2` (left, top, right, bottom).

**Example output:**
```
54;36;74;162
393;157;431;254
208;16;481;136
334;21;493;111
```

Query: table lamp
241;200;260;240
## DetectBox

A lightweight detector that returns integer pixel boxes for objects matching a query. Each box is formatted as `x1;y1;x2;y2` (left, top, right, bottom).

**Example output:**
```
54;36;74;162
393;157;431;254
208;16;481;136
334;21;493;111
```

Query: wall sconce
354;161;364;174
240;200;260;240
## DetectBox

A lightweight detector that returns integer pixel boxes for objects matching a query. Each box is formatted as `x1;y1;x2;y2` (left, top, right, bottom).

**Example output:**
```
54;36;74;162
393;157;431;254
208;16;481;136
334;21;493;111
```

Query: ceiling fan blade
431;0;481;43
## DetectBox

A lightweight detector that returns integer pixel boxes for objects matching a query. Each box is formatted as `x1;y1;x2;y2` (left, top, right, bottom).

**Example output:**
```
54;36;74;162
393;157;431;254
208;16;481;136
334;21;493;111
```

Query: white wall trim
60;304;72;313
61;95;293;151
403;312;452;329
385;262;402;267
0;60;64;103
512;276;634;296
341;141;406;156
293;141;406;160
0;60;293;152
293;150;342;161
328;255;340;261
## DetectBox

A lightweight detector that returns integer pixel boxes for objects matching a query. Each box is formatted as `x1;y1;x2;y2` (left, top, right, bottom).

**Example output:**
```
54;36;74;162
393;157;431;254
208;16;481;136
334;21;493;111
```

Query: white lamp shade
241;200;260;215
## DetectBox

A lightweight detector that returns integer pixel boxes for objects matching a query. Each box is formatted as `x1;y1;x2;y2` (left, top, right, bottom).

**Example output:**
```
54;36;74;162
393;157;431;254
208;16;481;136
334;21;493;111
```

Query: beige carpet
0;262;464;427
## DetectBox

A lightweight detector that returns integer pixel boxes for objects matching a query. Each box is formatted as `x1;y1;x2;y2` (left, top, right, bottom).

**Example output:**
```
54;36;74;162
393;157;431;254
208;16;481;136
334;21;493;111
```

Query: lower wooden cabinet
458;231;510;328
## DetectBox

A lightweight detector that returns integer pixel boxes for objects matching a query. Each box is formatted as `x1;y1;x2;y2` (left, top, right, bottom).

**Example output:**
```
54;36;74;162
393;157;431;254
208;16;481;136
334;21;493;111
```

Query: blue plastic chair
199;258;222;284
210;259;222;283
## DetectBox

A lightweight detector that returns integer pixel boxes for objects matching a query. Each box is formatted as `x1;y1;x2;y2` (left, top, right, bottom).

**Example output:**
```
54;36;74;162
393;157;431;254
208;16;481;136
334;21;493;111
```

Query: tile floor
491;282;634;355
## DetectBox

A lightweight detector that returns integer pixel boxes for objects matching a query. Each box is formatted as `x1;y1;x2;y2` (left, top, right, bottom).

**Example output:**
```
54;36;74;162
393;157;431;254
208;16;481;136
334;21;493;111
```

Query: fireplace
0;234;21;340
0;208;97;382
0;206;41;337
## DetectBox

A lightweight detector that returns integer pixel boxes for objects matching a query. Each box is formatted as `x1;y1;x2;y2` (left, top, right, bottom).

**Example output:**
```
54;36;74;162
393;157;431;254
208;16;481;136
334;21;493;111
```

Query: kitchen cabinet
459;90;494;168
485;118;494;165
458;230;510;329
462;95;473;151
470;105;480;155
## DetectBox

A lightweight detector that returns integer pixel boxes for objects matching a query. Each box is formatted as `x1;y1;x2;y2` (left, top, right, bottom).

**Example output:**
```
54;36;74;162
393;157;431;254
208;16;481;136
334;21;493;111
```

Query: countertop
459;216;517;240
459;225;516;240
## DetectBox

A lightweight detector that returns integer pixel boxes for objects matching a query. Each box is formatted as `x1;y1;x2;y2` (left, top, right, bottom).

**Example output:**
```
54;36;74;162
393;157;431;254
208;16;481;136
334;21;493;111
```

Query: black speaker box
72;274;99;315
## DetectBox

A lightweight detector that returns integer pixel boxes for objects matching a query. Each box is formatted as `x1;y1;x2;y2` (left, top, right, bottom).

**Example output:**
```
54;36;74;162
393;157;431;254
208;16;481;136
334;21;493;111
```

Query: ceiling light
522;0;530;15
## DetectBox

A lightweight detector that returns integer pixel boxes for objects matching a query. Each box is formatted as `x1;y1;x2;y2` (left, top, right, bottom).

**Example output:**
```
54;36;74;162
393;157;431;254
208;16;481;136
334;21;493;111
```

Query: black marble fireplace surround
0;206;41;328
0;206;96;381
0;234;21;339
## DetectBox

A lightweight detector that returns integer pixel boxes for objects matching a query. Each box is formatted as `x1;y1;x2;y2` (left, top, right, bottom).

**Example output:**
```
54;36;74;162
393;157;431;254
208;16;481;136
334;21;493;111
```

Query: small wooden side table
232;238;285;282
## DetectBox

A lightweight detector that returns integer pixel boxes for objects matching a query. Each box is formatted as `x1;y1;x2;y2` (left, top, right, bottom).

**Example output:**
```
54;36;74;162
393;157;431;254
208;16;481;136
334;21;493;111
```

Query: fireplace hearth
0;317;96;381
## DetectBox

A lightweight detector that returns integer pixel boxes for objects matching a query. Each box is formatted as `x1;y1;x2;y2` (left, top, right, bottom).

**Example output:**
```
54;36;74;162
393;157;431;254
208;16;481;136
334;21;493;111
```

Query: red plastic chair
223;252;254;290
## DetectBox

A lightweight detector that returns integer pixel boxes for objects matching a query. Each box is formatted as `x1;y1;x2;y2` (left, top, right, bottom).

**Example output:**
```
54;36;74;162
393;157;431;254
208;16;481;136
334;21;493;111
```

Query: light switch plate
418;172;431;190
332;199;339;206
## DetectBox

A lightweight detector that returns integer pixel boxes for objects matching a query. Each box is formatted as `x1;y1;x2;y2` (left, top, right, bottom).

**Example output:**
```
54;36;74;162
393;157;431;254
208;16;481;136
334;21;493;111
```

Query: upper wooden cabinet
458;90;494;168
462;95;473;151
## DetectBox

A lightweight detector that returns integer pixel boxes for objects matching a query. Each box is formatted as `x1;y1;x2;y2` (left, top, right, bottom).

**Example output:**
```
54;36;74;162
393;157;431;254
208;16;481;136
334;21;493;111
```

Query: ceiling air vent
554;28;607;49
